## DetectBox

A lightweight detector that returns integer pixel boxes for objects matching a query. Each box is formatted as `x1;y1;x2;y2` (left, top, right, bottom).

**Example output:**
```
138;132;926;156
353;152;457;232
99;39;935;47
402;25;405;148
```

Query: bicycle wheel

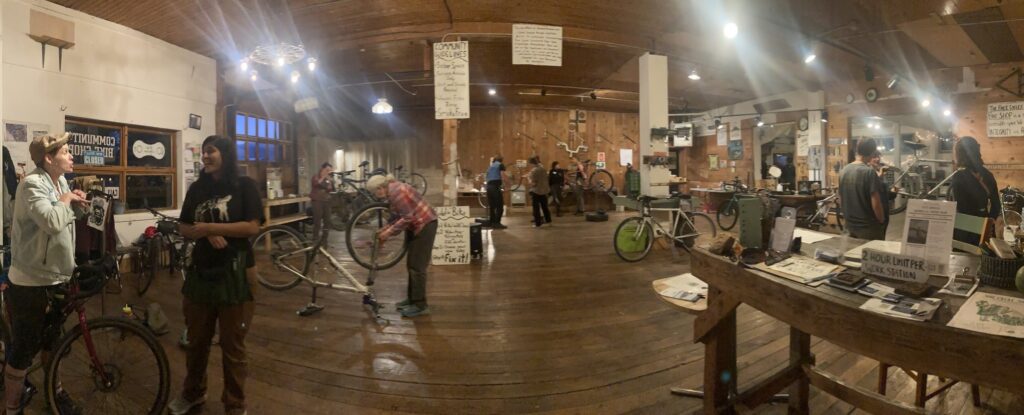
46;317;170;415
675;212;717;250
589;170;615;193
329;194;352;232
251;226;308;291
408;173;428;196
478;190;489;209
716;200;739;231
346;203;408;270
794;204;816;230
135;240;157;296
613;217;654;262
508;168;523;192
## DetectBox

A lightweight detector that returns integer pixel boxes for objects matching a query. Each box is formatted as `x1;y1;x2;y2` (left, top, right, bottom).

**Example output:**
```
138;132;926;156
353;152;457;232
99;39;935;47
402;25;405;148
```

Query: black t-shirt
549;168;565;186
950;168;1000;219
180;176;264;268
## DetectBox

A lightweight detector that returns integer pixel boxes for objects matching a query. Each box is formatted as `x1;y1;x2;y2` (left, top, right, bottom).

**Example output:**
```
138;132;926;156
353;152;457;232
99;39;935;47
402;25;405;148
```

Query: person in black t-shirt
548;161;566;217
169;135;264;415
950;136;1000;241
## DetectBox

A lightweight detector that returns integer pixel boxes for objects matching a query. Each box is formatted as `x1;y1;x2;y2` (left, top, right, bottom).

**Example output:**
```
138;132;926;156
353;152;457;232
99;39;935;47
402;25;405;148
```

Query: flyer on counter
860;297;942;322
901;199;955;275
947;292;1024;339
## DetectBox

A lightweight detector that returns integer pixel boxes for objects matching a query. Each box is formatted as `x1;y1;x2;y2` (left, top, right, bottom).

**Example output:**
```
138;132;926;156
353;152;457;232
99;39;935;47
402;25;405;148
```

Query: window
66;118;177;210
234;112;294;196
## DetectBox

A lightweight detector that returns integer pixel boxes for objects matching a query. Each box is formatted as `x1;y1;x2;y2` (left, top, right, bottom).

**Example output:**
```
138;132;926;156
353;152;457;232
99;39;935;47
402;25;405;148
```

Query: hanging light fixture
688;69;701;80
943;107;953;117
307;57;317;72
723;22;738;39
756;115;764;127
250;70;258;82
714;118;723;130
804;53;817;64
920;96;931;108
488;88;497;96
372;98;393;114
239;58;249;72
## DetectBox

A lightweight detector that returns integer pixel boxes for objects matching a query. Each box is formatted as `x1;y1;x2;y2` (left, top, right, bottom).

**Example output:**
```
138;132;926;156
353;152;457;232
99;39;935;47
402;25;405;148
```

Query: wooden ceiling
49;0;1024;113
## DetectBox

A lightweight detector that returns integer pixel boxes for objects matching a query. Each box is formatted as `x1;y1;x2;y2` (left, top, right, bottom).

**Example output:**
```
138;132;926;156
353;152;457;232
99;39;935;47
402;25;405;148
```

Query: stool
877;363;981;407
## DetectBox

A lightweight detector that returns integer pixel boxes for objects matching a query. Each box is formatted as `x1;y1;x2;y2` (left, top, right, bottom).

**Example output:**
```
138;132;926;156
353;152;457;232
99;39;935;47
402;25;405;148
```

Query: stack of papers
860;297;942;322
752;256;842;285
655;273;708;303
947;292;1024;338
793;228;835;244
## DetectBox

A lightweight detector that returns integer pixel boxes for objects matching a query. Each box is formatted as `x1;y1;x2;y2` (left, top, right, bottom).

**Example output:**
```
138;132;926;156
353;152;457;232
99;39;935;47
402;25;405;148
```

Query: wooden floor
49;210;1024;414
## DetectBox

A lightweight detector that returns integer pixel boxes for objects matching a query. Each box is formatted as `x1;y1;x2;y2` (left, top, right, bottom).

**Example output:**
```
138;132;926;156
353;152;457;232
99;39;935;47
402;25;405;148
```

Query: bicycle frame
894;167;963;199
267;240;372;296
635;204;701;248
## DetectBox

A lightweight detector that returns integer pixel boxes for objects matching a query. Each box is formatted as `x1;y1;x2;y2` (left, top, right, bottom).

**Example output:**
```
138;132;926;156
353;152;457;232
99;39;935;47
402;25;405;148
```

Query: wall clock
798;116;809;131
845;93;855;104
865;87;878;103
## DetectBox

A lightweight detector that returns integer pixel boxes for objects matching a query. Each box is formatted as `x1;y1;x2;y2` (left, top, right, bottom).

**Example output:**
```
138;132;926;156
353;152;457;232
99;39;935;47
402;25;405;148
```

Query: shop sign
861;248;929;283
83;150;105;166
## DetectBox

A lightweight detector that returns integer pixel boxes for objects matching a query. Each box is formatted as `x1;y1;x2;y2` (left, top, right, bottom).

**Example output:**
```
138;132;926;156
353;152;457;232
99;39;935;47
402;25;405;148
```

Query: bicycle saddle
359;161;370;167
369;167;388;176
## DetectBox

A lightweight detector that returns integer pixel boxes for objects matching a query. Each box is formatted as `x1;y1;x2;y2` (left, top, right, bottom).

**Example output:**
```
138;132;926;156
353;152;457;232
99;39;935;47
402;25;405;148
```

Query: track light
714;118;723;130
943;107;953;117
488;88;497;96
723;22;738;39
688;70;701;80
590;91;598;100
804;53;817;64
250;70;258;81
307;57;317;72
756;116;764;127
239;58;249;72
371;98;393;114
290;70;300;84
920;97;931;108
821;110;828;123
887;75;899;89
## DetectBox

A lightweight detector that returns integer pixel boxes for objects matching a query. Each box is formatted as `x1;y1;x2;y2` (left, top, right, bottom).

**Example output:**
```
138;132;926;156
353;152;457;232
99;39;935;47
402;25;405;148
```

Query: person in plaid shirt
367;174;438;317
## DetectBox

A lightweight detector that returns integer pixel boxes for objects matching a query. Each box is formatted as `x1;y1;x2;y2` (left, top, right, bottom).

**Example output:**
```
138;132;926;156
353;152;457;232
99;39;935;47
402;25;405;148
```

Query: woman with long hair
169;135;264;415
950;136;1001;239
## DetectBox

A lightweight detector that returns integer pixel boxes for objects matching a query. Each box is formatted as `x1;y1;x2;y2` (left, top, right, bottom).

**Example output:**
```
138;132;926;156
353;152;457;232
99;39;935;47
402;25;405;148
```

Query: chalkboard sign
432;206;473;265
987;101;1024;138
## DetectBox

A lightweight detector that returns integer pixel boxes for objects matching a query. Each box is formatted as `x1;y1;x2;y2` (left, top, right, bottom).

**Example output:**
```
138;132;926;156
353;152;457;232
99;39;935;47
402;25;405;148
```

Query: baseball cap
29;132;70;165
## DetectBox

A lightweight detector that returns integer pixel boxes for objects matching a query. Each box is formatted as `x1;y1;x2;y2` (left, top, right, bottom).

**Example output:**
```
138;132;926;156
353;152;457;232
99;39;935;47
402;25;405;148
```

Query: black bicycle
328;169;378;231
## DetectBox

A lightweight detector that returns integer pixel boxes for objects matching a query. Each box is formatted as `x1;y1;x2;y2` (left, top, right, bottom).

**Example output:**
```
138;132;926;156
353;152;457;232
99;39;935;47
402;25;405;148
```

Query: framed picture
188;114;202;130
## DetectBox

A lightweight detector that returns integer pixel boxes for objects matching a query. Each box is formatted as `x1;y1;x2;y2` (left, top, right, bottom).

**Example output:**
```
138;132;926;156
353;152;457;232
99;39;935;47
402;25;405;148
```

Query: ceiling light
250;70;258;81
886;75;899;89
276;56;285;67
943;107;952;117
714;118;723;129
307;57;317;72
804;53;817;64
688;70;701;80
723;22;738;39
756;116;764;127
920;97;931;108
239;59;248;72
820;110;828;123
488;88;497;96
371;98;393;114
290;70;300;84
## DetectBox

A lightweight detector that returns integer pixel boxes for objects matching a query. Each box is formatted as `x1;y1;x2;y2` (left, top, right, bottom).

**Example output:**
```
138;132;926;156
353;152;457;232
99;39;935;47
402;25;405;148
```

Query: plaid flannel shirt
379;181;437;240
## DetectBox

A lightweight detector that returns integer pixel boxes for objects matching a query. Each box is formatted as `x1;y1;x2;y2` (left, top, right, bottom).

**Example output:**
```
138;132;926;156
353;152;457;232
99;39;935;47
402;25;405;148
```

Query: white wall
0;0;217;245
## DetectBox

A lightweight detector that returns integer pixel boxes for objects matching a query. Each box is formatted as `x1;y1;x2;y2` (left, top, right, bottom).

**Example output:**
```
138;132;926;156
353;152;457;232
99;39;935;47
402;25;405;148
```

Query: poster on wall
986;101;1024;138
807;145;824;169
796;129;809;156
433;41;470;120
4;121;48;143
65;121;121;166
729;125;741;141
727;139;743;160
512;24;562;66
716;126;727;146
432;206;473;265
619;148;633;166
709;154;719;170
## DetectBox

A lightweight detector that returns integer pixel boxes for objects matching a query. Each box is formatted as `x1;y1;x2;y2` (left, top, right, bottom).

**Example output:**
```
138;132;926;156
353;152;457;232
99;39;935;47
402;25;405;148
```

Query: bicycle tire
675;212;716;250
346;203;409;270
251;226;308;291
613;217;654;262
589;170;615;193
717;200;739;231
1004;210;1023;228
329;194;352;232
135;239;157;296
478;191;489;209
794;204;816;230
508;167;524;192
409;173;428;196
46;317;170;415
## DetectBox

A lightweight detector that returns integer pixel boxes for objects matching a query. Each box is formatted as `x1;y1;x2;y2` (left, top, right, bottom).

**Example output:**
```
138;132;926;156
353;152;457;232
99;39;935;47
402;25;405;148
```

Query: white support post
639;53;670;197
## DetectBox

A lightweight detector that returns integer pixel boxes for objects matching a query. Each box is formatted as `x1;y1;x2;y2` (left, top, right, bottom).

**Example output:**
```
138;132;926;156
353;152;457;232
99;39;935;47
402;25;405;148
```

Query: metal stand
670;387;789;403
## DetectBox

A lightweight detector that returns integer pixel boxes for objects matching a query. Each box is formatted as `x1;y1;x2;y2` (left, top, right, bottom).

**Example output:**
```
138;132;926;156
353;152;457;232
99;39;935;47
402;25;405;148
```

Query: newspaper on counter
860;297;942;322
947;292;1024;339
655;273;708;303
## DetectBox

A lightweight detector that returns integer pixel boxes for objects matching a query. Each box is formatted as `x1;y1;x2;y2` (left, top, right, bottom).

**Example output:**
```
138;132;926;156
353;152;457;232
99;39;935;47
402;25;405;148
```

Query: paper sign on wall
619;149;633;166
512;24;562;66
796;129;809;156
596;152;606;162
433;41;470;120
729;125;741;141
986;101;1024;138
716;127;727;146
901;199;955;275
432;206;473;265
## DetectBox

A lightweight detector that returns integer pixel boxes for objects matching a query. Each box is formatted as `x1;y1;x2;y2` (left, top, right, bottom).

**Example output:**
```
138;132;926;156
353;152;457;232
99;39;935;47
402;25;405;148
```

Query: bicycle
444;159;489;209
145;207;194;280
613;194;717;262
881;155;959;214
1;190;171;414
327;169;378;230
715;178;762;231
1000;186;1023;237
794;192;844;231
250;203;408;317
392;165;427;196
565;159;615;194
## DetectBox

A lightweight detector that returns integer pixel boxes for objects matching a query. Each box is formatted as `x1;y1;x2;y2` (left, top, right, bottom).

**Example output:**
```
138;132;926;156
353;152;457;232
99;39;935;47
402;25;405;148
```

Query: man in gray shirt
839;138;887;240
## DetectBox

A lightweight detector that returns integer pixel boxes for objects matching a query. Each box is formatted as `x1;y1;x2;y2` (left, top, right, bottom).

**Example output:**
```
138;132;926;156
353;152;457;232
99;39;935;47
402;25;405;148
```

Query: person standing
780;156;796;190
838;139;887;240
548;161;565;217
949;136;1000;236
367;175;437;318
485;155;507;229
169;135;264;415
867;150;890;231
572;158;588;215
310;162;335;243
5;133;88;414
527;157;552;227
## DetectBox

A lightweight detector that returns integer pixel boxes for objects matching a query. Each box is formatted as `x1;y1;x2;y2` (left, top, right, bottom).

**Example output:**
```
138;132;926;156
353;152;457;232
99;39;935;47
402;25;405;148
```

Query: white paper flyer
901;199;955;275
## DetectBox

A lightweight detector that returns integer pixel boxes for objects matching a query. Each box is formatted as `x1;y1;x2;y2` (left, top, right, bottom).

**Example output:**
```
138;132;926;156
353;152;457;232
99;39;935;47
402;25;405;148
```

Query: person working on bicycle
367;174;437;318
485;155;507;229
839;138;888;240
950;136;1001;235
6;133;88;414
549;161;566;217
310;162;335;243
527;157;552;227
170;135;264;415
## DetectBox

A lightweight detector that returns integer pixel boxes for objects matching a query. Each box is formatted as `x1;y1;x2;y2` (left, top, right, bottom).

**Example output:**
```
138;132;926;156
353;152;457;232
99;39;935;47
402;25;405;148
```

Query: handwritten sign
987;101;1024;137
432;206;473;265
512;24;562;66
433;41;470;120
861;248;929;283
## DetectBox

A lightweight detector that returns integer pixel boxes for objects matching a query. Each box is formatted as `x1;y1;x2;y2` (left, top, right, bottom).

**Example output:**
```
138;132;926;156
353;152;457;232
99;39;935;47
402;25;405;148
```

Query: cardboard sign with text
861;248;929;283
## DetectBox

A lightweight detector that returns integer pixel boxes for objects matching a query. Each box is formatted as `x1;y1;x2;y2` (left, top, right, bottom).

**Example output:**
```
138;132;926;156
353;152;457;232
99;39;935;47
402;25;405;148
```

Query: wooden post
443;119;458;207
788;327;811;414
702;285;737;415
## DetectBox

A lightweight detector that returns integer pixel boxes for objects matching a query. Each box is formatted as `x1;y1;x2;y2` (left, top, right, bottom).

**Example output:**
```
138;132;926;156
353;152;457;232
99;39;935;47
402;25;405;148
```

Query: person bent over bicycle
6;133;88;414
367;175;437;318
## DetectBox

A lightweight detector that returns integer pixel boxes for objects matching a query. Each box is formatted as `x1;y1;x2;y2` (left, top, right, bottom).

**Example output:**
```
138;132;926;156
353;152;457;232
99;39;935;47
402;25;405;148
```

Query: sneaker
399;305;430;318
168;394;207;415
52;389;82;415
7;380;37;414
396;299;412;309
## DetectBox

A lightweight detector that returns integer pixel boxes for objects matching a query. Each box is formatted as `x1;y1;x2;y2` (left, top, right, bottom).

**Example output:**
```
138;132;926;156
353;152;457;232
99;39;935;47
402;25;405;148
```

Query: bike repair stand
362;239;381;319
297;233;328;316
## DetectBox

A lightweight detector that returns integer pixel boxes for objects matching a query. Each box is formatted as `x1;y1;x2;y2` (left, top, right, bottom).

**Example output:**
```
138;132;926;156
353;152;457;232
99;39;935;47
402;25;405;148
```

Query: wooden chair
877;362;981;407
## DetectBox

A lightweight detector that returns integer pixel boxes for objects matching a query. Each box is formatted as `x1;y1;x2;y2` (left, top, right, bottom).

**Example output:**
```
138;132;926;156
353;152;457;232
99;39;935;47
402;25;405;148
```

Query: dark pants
6;284;59;370
311;199;333;242
849;225;887;240
531;192;552;226
405;221;437;308
550;185;562;216
181;294;255;412
574;183;586;213
486;181;504;225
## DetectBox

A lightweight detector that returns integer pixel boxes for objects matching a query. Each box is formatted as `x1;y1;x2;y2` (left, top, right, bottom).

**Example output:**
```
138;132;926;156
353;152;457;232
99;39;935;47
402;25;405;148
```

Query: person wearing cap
5;133;88;414
366;174;437;318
